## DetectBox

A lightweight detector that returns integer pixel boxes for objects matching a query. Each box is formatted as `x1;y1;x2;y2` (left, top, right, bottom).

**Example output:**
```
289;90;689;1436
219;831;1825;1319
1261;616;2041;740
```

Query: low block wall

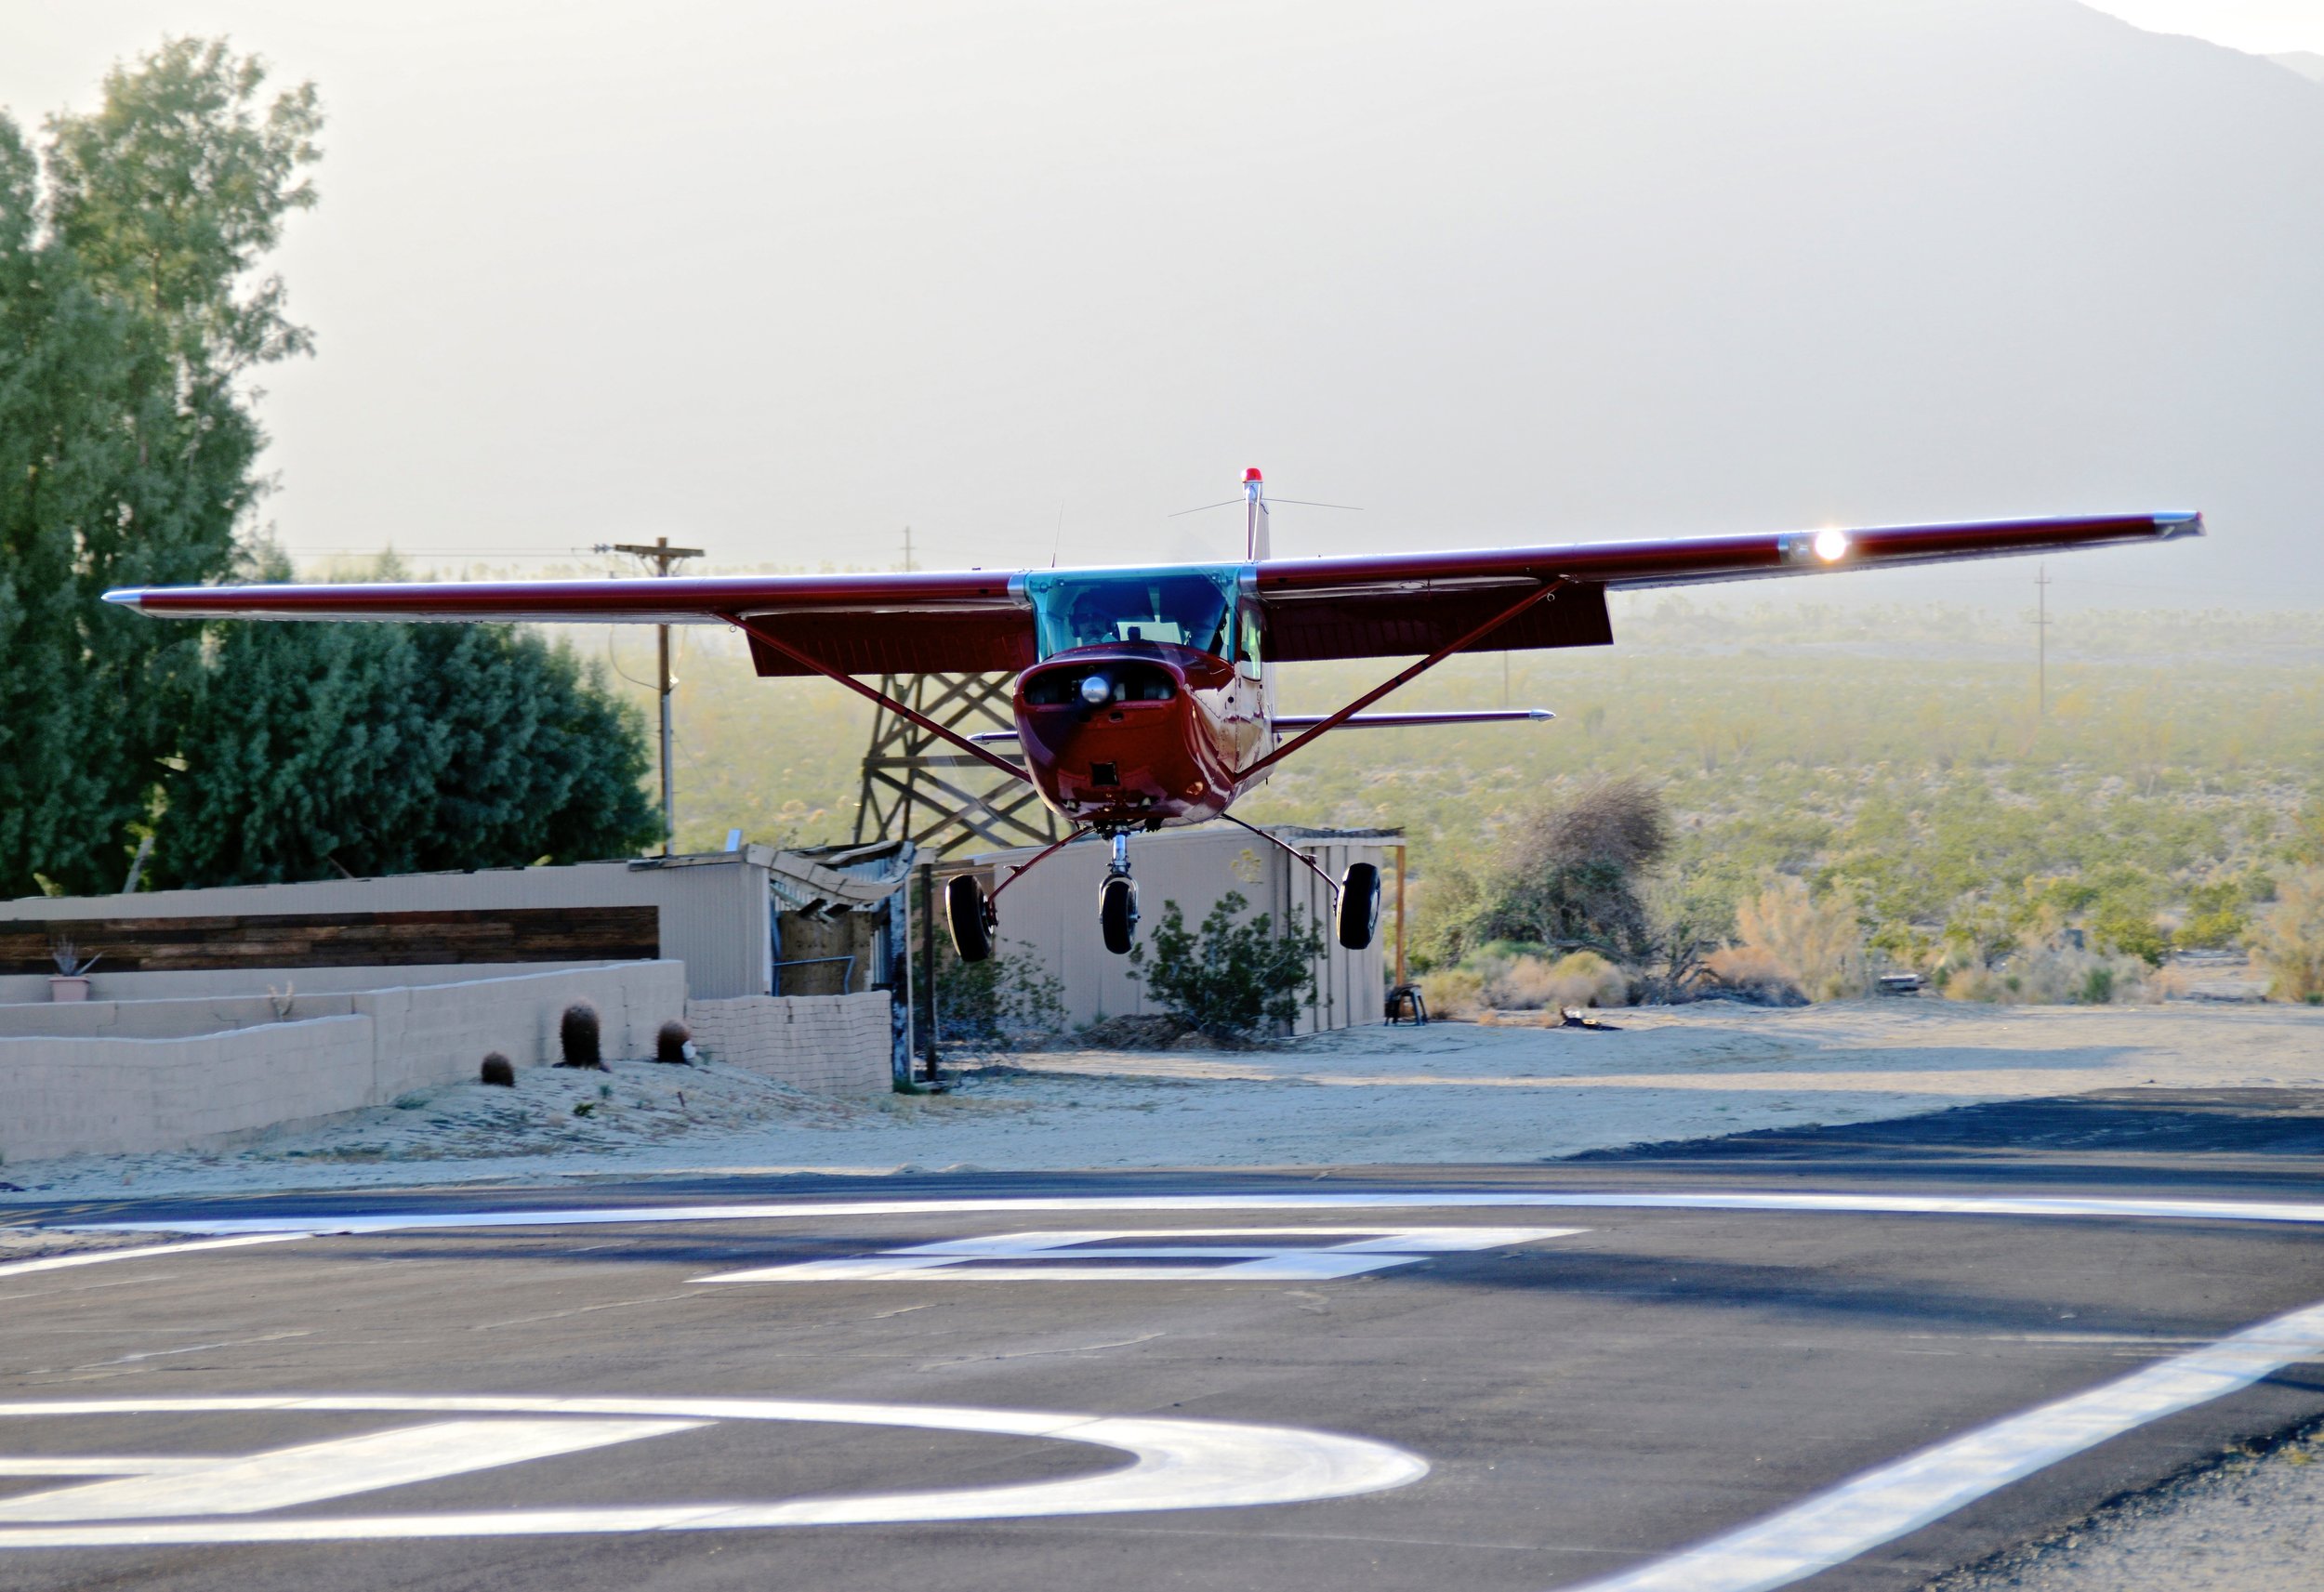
687;993;892;1095
0;1017;375;1163
0;963;687;1164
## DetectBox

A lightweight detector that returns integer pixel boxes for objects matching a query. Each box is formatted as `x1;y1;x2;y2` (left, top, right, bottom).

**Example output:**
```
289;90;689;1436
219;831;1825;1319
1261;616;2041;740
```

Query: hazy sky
2083;0;2324;54
4;2;2317;611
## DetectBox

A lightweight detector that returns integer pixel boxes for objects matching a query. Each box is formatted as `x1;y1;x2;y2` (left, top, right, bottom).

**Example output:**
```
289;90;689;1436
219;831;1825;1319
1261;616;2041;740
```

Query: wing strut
1240;578;1569;780
1220;810;1344;900
720;613;1035;786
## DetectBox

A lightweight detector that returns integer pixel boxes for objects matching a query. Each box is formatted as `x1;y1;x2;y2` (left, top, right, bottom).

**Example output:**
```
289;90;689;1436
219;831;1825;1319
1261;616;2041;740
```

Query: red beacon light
1244;467;1263;482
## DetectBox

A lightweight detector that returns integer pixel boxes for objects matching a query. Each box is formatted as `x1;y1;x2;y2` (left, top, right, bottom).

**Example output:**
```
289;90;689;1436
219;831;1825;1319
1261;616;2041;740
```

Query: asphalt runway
4;1088;2324;1591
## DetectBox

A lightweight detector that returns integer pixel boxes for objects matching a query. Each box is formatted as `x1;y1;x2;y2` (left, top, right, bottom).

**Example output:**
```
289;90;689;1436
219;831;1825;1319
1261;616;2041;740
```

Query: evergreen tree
0;40;319;896
153;549;662;887
6;41;660;893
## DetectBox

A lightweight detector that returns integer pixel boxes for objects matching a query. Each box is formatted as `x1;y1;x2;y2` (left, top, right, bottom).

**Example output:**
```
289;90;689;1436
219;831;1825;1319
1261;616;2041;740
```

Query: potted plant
48;939;99;1002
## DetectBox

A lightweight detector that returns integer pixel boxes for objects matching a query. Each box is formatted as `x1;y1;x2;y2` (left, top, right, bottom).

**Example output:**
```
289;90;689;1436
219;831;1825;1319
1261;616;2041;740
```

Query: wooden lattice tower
853;672;1063;858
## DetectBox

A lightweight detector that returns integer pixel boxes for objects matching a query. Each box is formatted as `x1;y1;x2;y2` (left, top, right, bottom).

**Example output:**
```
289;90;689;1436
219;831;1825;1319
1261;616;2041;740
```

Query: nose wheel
1099;831;1141;954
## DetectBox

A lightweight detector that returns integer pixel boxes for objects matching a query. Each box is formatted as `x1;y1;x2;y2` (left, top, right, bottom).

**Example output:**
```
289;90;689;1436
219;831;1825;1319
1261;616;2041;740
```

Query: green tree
0;39;319;895
152;548;661;887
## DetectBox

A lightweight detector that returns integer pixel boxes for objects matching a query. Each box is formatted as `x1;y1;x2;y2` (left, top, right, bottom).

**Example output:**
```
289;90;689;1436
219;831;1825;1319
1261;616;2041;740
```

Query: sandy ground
5;998;2320;1203
1926;1421;2324;1592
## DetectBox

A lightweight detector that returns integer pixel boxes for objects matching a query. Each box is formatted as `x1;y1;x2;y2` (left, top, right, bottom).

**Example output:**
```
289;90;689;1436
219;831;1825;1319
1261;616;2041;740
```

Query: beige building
966;825;1397;1035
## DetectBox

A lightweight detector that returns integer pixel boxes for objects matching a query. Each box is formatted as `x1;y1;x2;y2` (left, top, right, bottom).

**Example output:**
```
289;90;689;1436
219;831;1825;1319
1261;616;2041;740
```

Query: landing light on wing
1814;528;1850;562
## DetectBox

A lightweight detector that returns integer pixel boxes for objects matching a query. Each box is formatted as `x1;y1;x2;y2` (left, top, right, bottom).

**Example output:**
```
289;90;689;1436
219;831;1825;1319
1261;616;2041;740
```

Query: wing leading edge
1248;511;2199;663
104;510;2199;674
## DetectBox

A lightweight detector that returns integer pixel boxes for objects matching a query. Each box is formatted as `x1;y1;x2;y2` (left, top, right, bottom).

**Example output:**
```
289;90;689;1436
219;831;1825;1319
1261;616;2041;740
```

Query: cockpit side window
1235;600;1264;669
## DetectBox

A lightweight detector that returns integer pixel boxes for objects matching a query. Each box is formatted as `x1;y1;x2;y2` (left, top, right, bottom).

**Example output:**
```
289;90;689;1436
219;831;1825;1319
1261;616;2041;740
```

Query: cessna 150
107;471;2199;963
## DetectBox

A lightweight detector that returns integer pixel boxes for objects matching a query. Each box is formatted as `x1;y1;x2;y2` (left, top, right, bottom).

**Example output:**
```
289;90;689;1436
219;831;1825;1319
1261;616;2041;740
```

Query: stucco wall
0;1017;376;1163
969;826;1393;1033
0;962;687;1164
686;992;893;1095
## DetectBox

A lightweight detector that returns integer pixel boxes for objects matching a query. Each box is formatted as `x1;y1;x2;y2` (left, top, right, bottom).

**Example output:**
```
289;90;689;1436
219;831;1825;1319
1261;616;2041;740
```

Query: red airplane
107;472;2199;963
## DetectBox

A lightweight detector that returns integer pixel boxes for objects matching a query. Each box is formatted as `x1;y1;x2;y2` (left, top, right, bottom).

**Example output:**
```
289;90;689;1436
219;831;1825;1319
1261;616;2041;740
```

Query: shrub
1129;891;1323;1042
558;1002;603;1069
1458;947;1629;1010
1416;966;1486;1020
654;1020;692;1064
1433;779;1673;965
480;1052;515;1086
1943;937;2149;1005
1700;944;1807;1005
1733;877;1868;1001
2249;868;2324;1003
933;939;1068;1048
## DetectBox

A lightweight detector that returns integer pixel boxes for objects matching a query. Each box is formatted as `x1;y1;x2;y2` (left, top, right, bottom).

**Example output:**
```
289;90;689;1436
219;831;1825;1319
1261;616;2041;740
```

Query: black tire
1338;861;1382;951
945;874;995;962
1099;875;1140;955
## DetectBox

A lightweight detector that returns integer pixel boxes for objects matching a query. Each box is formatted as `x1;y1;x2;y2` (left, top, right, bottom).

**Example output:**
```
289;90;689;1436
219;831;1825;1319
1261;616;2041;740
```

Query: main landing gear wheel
945;875;996;963
1338;862;1382;951
1099;875;1141;955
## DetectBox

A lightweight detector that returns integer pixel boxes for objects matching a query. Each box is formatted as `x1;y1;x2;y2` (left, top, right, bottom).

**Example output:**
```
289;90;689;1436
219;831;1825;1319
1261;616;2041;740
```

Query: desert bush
1436;778;1672;965
1418;946;1628;1015
1943;935;2150;1005
654;1020;692;1064
1486;949;1628;1009
557;1002;603;1069
933;939;1069;1048
1416;966;1486;1020
1699;944;1808;1004
1129;891;1324;1042
1732;877;1868;1001
2249;868;2324;1003
479;1052;515;1086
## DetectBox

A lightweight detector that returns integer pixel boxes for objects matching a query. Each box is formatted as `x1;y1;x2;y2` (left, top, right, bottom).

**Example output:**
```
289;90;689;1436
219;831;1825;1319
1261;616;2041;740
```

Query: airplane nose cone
1079;674;1111;705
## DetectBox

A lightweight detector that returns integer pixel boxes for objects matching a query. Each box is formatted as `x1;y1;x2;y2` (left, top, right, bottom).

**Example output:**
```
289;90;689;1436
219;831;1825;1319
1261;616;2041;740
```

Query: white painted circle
0;1395;1427;1549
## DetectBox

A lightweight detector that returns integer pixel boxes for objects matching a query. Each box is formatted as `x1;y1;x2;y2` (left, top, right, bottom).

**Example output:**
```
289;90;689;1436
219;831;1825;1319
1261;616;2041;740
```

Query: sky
2081;0;2324;54
4;1;2320;611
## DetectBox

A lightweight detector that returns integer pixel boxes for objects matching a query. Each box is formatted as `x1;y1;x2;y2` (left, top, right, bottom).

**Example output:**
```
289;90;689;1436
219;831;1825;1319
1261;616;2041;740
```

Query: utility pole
2033;563;2052;719
597;535;704;854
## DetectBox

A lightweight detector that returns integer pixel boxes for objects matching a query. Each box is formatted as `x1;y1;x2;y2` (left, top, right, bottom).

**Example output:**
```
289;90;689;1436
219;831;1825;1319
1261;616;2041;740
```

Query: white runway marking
697;1226;1583;1283
1567;1295;2324;1592
67;1190;2324;1237
0;1394;1427;1548
0;1233;307;1277
0;1419;704;1523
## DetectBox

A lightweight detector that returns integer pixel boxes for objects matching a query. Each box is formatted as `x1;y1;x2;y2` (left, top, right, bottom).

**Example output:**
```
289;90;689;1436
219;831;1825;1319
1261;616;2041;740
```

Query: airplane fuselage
1012;640;1272;830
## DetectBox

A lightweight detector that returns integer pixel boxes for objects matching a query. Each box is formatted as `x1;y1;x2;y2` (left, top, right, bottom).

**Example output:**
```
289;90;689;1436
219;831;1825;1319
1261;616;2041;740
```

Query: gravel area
1924;1422;2324;1591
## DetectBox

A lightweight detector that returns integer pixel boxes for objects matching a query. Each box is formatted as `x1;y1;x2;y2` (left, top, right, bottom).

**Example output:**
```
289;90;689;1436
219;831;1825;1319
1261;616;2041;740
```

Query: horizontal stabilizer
1273;708;1554;730
970;707;1552;743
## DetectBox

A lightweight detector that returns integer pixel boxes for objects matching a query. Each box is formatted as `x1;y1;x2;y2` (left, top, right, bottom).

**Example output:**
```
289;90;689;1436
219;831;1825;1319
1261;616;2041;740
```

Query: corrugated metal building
967;826;1396;1034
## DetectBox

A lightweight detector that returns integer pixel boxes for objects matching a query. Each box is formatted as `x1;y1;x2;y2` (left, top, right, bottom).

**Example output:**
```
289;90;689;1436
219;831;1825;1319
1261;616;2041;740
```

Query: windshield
1022;566;1239;659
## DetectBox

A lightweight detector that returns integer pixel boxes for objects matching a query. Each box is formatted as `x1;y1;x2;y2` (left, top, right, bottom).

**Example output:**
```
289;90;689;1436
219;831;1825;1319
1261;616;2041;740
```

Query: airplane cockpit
1020;566;1241;660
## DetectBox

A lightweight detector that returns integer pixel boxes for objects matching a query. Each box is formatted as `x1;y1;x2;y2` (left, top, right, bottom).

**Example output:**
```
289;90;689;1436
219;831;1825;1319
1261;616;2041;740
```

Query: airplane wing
103;571;1036;678
1249;511;2200;662
106;510;2198;675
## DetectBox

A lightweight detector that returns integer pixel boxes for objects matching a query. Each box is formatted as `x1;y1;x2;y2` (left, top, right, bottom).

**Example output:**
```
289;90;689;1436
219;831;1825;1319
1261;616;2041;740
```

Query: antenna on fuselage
1245;467;1270;562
